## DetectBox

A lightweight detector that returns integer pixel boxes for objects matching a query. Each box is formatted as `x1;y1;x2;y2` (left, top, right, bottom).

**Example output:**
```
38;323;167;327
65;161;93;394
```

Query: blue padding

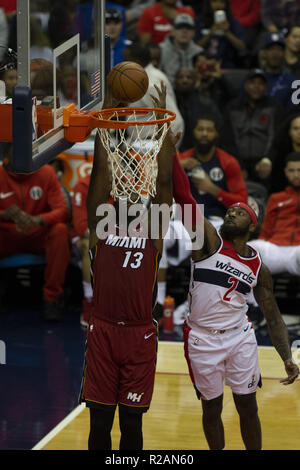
0;253;46;268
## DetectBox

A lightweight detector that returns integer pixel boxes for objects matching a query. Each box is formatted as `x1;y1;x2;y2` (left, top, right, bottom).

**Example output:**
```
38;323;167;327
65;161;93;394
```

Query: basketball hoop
96;107;175;202
63;105;176;202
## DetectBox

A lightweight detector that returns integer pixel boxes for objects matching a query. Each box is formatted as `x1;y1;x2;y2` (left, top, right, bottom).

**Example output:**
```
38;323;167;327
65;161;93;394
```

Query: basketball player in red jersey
184;202;299;450
79;82;176;450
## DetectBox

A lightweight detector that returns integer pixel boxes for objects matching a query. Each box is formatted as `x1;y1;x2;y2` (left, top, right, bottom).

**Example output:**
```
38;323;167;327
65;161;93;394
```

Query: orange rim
94;107;176;129
63;105;176;142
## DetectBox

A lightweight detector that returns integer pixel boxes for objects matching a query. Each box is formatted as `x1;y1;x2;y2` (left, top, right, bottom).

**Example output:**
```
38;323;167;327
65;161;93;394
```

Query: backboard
11;0;109;173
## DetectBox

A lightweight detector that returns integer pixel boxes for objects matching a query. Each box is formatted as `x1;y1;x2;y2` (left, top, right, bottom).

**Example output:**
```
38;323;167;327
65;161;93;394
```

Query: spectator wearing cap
250;152;300;277
283;25;300;78
260;0;300;34
105;8;132;67
159;14;203;86
260;32;296;109
137;0;195;45
196;0;246;69
221;68;284;187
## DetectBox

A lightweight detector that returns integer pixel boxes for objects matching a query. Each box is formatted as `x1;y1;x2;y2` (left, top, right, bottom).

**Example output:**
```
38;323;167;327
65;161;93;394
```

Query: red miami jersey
188;233;262;330
90;230;161;323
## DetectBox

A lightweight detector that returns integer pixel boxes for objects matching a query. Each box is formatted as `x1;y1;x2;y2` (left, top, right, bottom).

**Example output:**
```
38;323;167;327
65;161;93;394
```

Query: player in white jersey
184;201;299;450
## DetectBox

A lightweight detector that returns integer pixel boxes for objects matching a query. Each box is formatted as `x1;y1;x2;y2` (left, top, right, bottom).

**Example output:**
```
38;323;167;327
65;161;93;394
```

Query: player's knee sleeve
118;404;143;450
88;405;116;450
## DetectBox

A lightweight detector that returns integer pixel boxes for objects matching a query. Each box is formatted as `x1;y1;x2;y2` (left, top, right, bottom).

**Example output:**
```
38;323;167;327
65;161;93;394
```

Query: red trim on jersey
183;322;196;385
219;237;261;276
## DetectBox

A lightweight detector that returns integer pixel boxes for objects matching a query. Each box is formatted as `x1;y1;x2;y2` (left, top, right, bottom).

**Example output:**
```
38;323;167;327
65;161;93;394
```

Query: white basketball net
96;108;171;203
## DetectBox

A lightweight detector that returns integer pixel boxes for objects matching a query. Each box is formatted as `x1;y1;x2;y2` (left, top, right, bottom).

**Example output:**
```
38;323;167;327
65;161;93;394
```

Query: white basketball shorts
183;321;261;401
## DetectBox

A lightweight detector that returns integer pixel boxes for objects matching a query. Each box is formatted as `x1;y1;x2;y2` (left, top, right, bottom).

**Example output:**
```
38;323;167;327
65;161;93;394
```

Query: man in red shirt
178;114;248;230
137;0;195;44
0;145;70;320
250;152;300;275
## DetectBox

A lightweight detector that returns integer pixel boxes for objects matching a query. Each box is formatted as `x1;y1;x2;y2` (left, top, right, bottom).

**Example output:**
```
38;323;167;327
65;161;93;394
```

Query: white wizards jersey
188;234;262;330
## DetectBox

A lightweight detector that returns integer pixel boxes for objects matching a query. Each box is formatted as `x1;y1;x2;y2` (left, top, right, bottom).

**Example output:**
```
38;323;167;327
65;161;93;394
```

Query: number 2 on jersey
223;276;238;301
122;251;144;269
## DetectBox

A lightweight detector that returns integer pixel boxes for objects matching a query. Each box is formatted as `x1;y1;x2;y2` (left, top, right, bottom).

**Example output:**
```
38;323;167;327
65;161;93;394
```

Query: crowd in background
1;0;300;323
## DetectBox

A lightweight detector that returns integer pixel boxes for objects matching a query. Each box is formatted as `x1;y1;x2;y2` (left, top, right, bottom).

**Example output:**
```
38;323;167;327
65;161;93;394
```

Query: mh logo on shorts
248;375;256;388
127;392;144;403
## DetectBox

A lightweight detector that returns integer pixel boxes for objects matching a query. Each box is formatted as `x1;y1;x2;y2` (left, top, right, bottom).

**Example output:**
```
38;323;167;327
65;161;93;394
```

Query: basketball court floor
1;305;299;451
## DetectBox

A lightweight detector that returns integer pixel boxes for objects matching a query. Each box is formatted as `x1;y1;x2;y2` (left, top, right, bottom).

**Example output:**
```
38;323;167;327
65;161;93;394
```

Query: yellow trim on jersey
152;250;160;293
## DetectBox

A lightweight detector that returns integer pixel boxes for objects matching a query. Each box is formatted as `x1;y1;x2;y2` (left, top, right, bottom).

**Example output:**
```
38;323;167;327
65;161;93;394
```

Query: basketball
107;61;149;103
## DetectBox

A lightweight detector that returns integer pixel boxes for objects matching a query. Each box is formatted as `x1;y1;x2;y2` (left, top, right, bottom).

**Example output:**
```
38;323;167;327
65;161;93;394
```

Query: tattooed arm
253;263;299;385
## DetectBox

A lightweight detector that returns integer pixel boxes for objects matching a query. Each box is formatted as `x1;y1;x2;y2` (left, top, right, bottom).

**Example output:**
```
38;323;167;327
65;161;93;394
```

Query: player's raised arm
86;86;120;248
253;263;299;385
148;82;175;252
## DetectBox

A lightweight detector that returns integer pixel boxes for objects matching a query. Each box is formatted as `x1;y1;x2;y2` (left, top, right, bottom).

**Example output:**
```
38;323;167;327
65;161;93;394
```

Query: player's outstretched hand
280;359;299;385
150;80;167;110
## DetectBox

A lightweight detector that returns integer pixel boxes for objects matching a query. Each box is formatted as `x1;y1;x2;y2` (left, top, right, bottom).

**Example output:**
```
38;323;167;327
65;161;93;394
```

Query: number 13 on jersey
122;251;144;269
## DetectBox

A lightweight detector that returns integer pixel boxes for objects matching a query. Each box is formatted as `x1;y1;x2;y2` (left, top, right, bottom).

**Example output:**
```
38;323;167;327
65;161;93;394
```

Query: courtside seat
0;253;46;268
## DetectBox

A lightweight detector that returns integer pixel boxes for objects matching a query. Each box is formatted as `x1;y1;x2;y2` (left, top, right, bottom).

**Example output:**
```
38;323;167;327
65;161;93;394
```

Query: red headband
229;202;258;226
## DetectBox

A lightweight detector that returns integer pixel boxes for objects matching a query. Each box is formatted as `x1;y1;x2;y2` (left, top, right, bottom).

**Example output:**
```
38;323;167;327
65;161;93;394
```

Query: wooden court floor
36;342;300;451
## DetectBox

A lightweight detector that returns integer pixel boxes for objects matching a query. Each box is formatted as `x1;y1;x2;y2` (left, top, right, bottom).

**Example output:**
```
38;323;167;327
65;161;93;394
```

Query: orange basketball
107;61;149;103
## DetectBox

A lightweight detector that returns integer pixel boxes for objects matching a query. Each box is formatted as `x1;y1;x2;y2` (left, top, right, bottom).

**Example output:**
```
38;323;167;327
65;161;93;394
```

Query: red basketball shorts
80;316;158;411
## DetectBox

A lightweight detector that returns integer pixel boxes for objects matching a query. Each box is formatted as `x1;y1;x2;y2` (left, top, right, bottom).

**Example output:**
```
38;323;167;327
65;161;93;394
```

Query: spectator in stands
178;113;248;228
148;42;161;68
260;0;300;34
137;0;195;45
283;25;300;78
123;43;184;144
229;0;260;49
196;0;246;69
1;0;16;18
221;68;284;186
270;112;300;192
48;0;79;49
250;152;300;276
174;67;223;152
30;16;53;63
260;33;296;110
0;144;70;321
105;8;132;67
159;13;203;86
0;7;8;61
71;174;92;328
0;65;17;99
122;0;155;41
192;52;225;108
106;1;128;40
229;0;262;56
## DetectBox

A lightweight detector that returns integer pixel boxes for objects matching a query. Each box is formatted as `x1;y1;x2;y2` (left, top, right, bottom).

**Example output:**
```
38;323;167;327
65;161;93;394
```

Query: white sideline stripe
32;403;86;450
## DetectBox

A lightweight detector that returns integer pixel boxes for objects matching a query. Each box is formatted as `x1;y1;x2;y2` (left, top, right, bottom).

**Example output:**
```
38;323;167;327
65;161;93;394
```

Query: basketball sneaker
80;297;93;328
